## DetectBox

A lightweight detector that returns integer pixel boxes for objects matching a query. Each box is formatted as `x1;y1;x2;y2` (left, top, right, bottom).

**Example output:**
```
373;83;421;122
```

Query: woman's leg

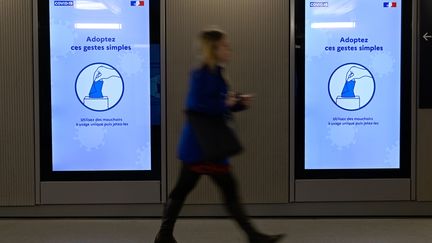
210;172;259;237
210;172;285;243
155;165;200;242
169;165;201;201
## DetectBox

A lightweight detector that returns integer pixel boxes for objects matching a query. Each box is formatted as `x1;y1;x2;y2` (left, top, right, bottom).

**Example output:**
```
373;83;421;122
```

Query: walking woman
154;29;285;243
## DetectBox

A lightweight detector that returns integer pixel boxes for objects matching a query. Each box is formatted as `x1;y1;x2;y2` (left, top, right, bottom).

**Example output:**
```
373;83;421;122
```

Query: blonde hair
199;29;226;69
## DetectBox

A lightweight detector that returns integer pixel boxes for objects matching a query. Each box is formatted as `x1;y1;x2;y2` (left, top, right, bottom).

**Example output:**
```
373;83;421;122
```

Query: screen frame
38;0;161;181
294;0;412;179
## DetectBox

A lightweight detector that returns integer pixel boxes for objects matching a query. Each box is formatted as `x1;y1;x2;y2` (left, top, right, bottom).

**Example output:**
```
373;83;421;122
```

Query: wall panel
0;0;35;206
166;0;290;204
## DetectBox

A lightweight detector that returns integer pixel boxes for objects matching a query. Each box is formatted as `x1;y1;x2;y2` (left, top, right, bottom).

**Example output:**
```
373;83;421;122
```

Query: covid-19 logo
54;1;74;7
310;2;328;7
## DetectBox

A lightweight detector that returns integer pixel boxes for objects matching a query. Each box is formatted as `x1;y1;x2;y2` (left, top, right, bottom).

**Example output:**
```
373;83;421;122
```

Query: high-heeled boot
154;199;183;243
225;201;285;243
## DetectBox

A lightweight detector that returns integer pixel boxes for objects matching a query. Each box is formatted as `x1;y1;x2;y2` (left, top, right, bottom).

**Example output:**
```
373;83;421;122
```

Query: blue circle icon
328;63;376;111
75;63;124;112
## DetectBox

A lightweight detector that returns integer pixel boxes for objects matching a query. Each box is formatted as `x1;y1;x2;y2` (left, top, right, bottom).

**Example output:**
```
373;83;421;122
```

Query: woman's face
216;37;231;64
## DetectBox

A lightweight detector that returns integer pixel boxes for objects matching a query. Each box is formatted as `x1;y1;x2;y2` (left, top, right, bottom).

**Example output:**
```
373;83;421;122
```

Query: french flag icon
384;2;397;7
131;1;144;6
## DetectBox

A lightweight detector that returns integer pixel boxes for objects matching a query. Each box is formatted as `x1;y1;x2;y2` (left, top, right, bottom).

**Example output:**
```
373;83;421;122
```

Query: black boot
224;202;283;242
154;199;184;243
154;231;177;243
225;202;285;243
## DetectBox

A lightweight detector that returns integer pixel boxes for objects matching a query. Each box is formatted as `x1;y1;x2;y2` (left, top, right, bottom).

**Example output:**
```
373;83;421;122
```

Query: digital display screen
49;0;152;171
305;0;402;169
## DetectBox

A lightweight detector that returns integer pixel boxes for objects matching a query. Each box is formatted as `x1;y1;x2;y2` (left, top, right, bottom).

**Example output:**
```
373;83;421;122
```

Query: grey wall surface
166;0;290;204
417;110;432;201
0;0;35;206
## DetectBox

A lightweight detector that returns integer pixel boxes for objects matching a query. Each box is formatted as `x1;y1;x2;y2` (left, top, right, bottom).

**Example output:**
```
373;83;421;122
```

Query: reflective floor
1;218;432;243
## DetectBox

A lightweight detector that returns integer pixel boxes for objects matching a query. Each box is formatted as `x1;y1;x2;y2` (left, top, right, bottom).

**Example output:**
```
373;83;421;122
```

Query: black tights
170;165;238;203
162;165;258;237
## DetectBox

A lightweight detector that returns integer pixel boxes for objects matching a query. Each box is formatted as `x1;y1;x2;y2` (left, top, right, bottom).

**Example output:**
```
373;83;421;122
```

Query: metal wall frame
33;0;41;205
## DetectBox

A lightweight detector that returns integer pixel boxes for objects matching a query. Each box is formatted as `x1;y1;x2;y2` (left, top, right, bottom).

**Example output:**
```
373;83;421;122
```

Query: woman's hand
226;92;240;107
238;94;254;107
